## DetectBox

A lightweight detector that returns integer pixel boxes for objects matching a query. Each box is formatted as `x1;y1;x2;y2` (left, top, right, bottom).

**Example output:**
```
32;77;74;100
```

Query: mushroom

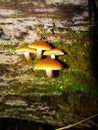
15;44;36;61
43;48;64;59
28;40;52;59
34;57;63;78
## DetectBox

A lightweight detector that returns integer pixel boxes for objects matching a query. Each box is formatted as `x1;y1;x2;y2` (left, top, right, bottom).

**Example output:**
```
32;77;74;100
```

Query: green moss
1;27;98;122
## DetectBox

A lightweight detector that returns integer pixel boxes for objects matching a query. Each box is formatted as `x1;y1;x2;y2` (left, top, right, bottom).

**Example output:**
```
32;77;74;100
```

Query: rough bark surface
0;0;98;129
0;0;89;43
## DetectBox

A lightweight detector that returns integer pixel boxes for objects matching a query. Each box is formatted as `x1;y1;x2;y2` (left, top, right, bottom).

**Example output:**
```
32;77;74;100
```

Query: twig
55;114;98;130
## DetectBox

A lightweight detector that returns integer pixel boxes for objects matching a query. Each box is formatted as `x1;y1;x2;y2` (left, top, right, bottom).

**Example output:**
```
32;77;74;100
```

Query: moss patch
0;26;98;126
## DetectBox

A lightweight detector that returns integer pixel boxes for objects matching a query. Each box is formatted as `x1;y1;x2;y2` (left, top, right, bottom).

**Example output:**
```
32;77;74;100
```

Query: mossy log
0;0;98;129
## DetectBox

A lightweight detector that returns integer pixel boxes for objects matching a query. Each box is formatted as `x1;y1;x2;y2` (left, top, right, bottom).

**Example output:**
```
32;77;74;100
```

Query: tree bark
0;0;98;128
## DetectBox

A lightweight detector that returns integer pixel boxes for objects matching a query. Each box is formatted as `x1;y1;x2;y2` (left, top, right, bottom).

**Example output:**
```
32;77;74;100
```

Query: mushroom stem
51;54;55;59
36;49;42;59
46;69;53;78
24;52;32;61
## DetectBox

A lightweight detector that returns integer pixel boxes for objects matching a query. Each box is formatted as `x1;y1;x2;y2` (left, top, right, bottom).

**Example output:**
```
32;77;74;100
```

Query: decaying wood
0;0;98;128
0;0;90;44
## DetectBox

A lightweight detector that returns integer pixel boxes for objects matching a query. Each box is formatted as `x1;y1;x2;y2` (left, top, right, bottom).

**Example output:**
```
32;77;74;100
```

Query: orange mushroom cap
29;40;52;50
28;40;52;59
15;44;36;61
43;48;64;59
16;44;36;53
34;57;63;78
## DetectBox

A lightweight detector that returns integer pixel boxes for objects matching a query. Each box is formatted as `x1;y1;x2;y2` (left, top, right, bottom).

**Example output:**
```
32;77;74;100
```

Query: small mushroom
28;40;52;59
34;57;63;78
43;48;64;59
15;44;36;61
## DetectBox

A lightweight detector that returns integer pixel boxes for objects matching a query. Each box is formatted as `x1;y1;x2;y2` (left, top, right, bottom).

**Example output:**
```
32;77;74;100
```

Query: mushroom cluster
16;40;64;78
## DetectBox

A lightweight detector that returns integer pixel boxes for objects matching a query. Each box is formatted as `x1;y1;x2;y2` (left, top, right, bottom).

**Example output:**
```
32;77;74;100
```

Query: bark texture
0;0;98;128
0;0;89;43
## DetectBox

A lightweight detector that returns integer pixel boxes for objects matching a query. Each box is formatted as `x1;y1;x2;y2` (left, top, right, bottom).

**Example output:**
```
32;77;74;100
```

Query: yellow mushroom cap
15;44;36;61
34;57;63;78
34;57;63;70
43;48;64;56
43;48;64;59
28;40;52;59
28;40;52;50
15;44;36;54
